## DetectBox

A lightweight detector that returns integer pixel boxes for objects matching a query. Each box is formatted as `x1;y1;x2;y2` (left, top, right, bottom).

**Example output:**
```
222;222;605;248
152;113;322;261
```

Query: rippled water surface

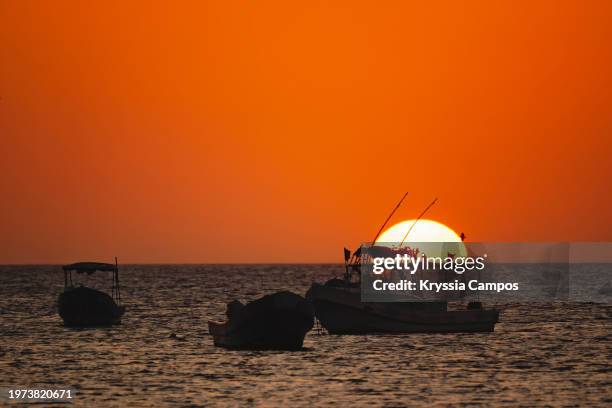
0;265;610;406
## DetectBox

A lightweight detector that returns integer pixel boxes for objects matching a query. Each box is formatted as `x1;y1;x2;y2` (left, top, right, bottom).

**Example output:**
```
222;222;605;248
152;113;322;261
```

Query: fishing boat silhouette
306;193;500;334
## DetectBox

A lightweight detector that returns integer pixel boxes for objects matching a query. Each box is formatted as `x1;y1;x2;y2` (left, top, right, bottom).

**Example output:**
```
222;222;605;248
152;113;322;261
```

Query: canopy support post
115;257;120;303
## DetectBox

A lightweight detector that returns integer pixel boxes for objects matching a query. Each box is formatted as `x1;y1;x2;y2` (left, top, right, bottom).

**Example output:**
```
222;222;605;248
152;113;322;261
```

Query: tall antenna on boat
370;191;408;245
399;197;438;247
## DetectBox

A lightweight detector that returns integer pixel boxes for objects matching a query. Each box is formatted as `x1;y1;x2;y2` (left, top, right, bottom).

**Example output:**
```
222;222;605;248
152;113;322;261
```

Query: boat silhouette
307;278;499;334
209;291;314;350
58;260;125;327
307;193;500;334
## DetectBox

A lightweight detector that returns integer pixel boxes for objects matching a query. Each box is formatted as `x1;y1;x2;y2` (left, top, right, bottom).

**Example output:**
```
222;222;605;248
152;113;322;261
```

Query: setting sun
376;219;462;243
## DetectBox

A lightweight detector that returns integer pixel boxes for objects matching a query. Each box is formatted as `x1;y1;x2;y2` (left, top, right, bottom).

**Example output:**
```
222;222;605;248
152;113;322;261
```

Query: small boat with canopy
58;259;125;327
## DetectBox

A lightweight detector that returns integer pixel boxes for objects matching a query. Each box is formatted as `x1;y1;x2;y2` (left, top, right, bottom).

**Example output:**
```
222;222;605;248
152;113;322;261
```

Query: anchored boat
58;260;125;327
307;192;500;334
306;279;499;334
209;291;315;350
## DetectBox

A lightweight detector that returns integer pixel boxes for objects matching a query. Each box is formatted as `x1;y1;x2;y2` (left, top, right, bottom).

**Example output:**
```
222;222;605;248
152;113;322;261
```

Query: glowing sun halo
376;219;462;243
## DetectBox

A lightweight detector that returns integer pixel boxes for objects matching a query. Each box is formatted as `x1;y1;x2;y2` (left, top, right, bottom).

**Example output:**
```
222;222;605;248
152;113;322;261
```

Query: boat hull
58;286;125;327
209;291;314;350
307;283;499;334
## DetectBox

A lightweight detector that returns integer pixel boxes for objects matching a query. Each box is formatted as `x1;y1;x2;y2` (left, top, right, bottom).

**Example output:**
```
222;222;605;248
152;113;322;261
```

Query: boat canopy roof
62;262;117;273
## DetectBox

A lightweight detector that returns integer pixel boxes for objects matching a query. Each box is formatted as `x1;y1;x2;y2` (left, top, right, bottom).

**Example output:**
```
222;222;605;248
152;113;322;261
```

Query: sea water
0;265;610;406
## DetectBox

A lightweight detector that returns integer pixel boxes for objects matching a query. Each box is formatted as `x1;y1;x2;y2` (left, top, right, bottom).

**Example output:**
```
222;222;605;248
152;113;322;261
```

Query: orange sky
1;1;611;263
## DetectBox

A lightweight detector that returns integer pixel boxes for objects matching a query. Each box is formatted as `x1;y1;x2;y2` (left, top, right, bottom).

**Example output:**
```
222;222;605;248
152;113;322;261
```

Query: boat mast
399;197;438;247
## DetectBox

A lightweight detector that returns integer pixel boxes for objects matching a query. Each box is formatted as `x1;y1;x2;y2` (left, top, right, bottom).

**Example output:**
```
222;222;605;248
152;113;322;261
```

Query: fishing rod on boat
399;197;438;247
343;192;408;282
342;191;409;282
370;191;409;245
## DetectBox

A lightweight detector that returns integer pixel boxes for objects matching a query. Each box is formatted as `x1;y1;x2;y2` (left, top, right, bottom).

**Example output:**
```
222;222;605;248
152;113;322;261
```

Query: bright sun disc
376;219;462;243
375;219;466;257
